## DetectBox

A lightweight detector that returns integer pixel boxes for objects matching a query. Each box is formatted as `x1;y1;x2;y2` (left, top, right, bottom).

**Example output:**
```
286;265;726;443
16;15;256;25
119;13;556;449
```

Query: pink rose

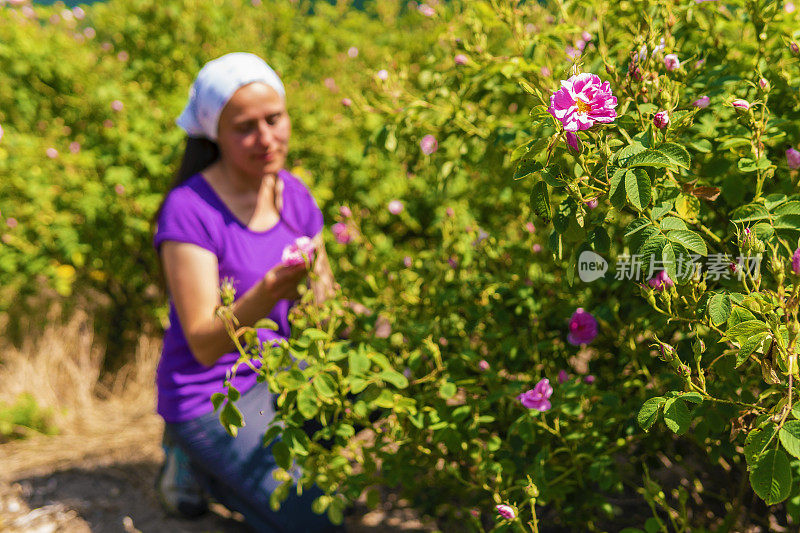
454;54;468;65
786;147;800;170
517;378;553;411
653;111;669;129
647;270;674;291
418;3;435;16
793;248;800;275
83;27;96;39
759;78;769;90
732;99;750;111
114;184;125;196
540;66;551;77
532;243;542;253
347;47;358;58
567;308;598;345
0;124;3;142
496;504;516;520
420;134;438;155
557;369;569;384
339;205;352;218
388;200;404;215
525;222;536;233
341;97;352;107
46;147;59;159
332;222;351;244
548;73;618;132
693;95;710;108
403;256;413;268
445;207;455;218
376;69;389;80
585;198;598;209
584;374;596;384
111;100;124;112
664;54;680;71
281;236;316;265
69;142;80;153
565;131;581;152
6;217;18;229
479;360;490;371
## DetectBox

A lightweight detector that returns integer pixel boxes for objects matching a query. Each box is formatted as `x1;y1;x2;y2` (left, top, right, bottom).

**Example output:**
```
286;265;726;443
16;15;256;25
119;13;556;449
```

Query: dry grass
0;305;161;438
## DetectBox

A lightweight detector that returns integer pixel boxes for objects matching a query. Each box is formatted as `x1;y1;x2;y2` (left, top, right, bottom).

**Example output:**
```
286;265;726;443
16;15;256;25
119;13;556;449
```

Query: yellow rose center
575;99;592;114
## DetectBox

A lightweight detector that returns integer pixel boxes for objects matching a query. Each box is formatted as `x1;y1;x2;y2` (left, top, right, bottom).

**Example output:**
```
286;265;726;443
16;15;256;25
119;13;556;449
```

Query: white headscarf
176;52;285;141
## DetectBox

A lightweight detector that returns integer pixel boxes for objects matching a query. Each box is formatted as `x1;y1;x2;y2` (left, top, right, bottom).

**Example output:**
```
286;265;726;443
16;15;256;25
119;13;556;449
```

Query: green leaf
745;423;778;465
277;369;307;391
220;402;244;438
530;181;551;220
780;421;800;459
707;293;732;326
750;449;792;505
663;398;690;435
262;425;282;447
284;427;310;456
736;332;768;367
272;440;292;470
680;392;703;404
378;370;409;389
730;204;770;224
726;320;769;340
541;165;568;187
312;372;338;398
659;216;688;231
348;376;369;394
211;392;226;411
348;349;371;376
658;143;691;169
625;168;651;210
514;159;543;180
626;149;673;169
667;229;707;256
662;241;693;284
637;397;665;431
304;328;328;341
254;318;279;330
439;381;457;399
297;385;320;419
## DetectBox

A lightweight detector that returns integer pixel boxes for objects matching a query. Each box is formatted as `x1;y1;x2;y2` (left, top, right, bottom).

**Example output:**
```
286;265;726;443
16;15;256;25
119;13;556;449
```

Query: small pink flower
567;308;598;345
252;0;262;5
101;42;113;51
582;31;592;42
46;147;59;159
332;222;351;244
115;184;126;196
517;378;553;411
566;45;580;59
103;119;114;128
786;147;800;169
575;39;587;51
470;509;480;518
339;205;352;218
786;2;796;13
83;27;95;39
732;99;750;111
403;256;413;268
647;270;674;291
445;207;455;218
793;247;800;275
347;46;358;58
525;222;536;233
759;78;769;90
454;54;468;65
6;217;18;229
791;42;800;55
49;13;60;24
548;73;618;132
448;257;458;269
540;66;551;77
111;100;124;112
557;369;569;384
341;97;352;107
664;54;680;71
375;316;392;338
479;360;490;371
388;200;404;215
496;504;516;520
60;9;73;21
324;77;337;91
508;102;518;113
281;236;316;265
693;95;710;108
565;131;581;152
653;111;669;129
117;51;129;62
21;5;35;18
585;198;598;209
418;3;435;16
584;374;596;384
376;69;389;80
72;6;85;19
420;134;438;155
0;124;3;142
532;243;542;253
439;337;448;346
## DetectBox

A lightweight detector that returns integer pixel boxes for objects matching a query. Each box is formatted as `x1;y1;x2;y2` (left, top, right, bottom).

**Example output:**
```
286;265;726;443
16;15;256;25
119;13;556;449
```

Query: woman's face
216;82;291;179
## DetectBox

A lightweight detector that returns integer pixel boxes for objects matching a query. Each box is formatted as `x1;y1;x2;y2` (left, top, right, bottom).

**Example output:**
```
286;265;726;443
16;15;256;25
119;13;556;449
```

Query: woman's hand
263;261;310;301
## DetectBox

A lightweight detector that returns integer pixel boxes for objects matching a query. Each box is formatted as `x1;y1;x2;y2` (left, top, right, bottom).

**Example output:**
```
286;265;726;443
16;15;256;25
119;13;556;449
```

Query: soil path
0;413;433;533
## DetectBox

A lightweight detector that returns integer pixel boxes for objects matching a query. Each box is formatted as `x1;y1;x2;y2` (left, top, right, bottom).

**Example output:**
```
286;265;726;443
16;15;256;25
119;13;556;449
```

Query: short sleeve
282;172;324;238
154;187;219;255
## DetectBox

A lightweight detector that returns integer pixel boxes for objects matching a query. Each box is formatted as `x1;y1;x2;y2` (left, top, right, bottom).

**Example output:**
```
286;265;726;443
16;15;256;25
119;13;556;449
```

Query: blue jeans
165;384;341;533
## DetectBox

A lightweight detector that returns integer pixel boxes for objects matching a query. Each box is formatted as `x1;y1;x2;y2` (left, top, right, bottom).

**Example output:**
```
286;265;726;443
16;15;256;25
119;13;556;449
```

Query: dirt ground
0;412;435;533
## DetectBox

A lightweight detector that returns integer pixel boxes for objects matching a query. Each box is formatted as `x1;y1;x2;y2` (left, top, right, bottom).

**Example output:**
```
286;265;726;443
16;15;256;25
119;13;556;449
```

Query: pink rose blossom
403;256;413;268
786;2;796;13
439;337;448;346
508;102;518;113
341;97;352;107
418;3;435;16
793;248;800;275
470;509;480;518
49;13;60;24
693;95;710;108
532;243;542;253
565;131;581;152
454;54;468;65
653;111;669;129
101;42;113;51
548;73;618;132
791;42;800;55
115;184;125;196
566;45;580;59
376;69;389;80
582;31;592;42
557;369;569;384
0;124;3;142
479;360;490;371
388;200;404;214
332;222;351;244
324;77;337;91
448;257;458;269
732;99;750;111
111;100;124;112
6;217;18;229
46;147;59;159
525;222;536;233
759;78;769;90
347;47;358;58
567;308;598;345
664;54;680;71
540;66;551;77
585;198;598;209
584;374;596;384
83;27;95;39
72;7;85;19
69;142;80;153
117;51;129;62
496;504;516;520
339;205;352;218
420;134;438;155
60;9;73;21
786;147;800;169
647;270;674;291
281;236;316;265
446;207;455;218
22;5;35;18
517;378;553;411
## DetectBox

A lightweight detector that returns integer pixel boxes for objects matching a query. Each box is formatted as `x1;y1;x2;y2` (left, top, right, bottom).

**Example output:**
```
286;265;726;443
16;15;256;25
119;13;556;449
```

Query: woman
153;52;340;532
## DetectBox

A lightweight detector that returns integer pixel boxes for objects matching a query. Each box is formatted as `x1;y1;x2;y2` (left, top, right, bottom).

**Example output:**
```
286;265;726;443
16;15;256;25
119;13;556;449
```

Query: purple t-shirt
153;169;324;423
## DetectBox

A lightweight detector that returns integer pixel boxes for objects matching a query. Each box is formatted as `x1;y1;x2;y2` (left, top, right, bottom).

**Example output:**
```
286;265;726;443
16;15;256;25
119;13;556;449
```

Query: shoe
155;431;209;518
